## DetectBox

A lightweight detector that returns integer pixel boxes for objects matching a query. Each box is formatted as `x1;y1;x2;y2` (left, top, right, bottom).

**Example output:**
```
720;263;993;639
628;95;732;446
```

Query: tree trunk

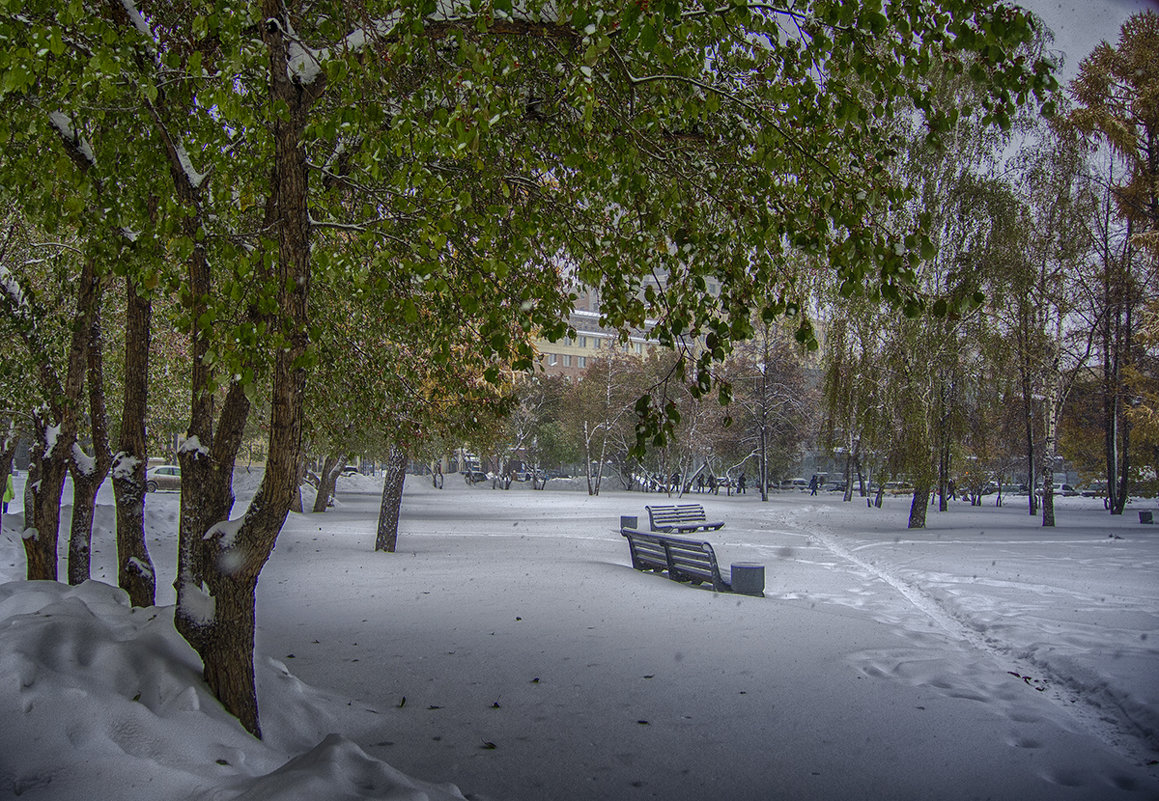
842;446;854;503
1023;391;1038;518
375;444;408;552
937;437;950;512
174;0;321;738
66;478;99;586
758;421;769;502
198;577;260;738
583;420;595;496
68;271;112;586
290;455;306;513
1110;290;1132;516
20;252;93;580
25;412;70;581
1041;384;1058;528
112;279;156;607
174;381;250;690
1041;481;1055;527
907;486;930;529
312;454;345;512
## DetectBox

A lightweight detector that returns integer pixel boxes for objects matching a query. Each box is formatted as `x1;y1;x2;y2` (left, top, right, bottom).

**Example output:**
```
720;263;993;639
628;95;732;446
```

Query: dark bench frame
620;526;732;593
645;503;724;533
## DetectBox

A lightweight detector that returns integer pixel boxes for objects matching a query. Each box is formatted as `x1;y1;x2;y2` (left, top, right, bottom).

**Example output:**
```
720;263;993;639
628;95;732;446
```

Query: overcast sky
1016;0;1159;85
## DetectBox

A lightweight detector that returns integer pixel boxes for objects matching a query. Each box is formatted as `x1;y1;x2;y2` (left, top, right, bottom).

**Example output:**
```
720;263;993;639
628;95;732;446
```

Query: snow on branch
282;1;570;86
284;14;400;85
71;442;97;478
111;451;140;480
117;0;157;42
175;144;209;190
178;435;211;458
0;263;31;321
48;111;96;170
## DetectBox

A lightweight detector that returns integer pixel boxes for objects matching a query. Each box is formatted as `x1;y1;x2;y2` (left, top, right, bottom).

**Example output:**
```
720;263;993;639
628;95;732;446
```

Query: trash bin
730;563;765;596
1140;510;1154;524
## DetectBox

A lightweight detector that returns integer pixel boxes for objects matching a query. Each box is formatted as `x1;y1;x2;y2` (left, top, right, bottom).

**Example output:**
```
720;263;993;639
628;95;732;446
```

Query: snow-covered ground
1;471;1157;800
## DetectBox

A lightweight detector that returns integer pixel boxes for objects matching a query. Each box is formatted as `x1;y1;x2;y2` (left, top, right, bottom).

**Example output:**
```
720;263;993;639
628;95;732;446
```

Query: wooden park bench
619;517;764;596
645;503;725;533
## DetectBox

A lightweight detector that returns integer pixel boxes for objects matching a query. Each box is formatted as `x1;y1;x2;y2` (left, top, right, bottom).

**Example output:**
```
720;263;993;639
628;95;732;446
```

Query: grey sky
1015;0;1159;84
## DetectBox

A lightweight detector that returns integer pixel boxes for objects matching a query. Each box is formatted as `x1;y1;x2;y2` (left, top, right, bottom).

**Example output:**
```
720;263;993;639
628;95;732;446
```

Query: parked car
145;464;181;492
1081;481;1107;498
780;478;809;491
462;468;488;484
883;481;914;495
340;465;361;476
1038;482;1078;497
823;481;847;493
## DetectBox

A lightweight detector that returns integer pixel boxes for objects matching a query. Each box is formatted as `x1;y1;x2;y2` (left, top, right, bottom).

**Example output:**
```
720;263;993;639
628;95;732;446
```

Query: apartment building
536;287;657;379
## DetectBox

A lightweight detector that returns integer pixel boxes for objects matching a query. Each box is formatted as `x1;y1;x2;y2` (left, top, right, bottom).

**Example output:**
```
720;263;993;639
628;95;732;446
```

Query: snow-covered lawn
1;473;1157;800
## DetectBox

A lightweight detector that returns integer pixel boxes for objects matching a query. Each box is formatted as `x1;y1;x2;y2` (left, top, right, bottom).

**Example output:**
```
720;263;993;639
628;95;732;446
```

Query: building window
562;354;572;367
578;336;587;348
547;353;558;366
634;343;643;354
577;356;586;368
594;339;602;349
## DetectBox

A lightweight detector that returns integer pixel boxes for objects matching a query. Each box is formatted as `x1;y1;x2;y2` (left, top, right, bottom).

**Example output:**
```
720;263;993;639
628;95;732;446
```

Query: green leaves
0;0;1064;467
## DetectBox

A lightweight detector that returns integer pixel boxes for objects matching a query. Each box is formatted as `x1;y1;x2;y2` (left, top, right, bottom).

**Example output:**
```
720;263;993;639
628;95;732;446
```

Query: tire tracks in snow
797;521;1157;768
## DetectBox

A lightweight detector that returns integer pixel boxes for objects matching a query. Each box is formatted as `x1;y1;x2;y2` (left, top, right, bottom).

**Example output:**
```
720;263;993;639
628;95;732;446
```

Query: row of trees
0;0;1058;739
476;322;815;498
821;10;1159;529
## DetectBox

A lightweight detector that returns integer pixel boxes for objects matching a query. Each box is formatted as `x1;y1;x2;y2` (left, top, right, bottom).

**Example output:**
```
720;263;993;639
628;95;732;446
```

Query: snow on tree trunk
375;444;408;553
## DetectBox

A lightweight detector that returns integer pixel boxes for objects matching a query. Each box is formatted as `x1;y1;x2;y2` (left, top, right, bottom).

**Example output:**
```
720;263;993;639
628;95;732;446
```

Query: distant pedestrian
808;475;818;495
696;474;705;493
737;472;746;495
2;472;12;513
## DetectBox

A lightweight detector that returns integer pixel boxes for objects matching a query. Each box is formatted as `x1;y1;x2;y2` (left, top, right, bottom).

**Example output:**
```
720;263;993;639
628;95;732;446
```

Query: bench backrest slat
620;526;730;592
646;504;710;530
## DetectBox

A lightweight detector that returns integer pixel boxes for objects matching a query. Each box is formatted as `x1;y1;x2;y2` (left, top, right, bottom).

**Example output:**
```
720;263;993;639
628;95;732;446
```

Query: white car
145;464;182;492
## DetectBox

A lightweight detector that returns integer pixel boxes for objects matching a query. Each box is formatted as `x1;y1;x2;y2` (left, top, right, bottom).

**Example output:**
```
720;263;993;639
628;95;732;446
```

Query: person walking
3;472;13;513
808;475;818;495
737;472;746;495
